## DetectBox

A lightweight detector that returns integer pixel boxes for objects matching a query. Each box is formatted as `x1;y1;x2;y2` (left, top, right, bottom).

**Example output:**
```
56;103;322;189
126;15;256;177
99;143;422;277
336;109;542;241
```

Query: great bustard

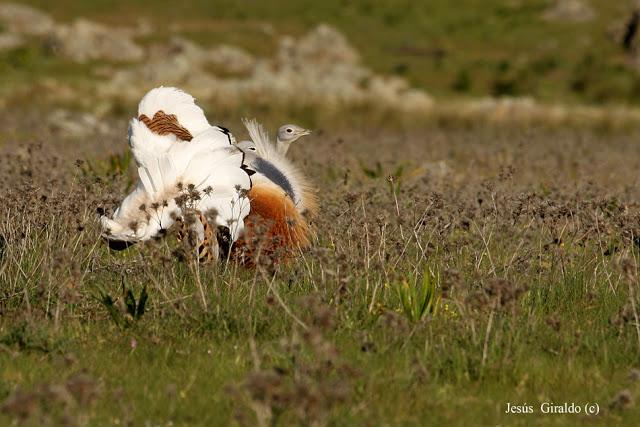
232;119;317;263
100;87;317;264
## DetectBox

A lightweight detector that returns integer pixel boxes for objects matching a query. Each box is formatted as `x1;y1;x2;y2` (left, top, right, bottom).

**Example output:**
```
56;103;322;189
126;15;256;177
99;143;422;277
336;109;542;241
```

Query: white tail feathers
128;118;176;169
101;88;252;244
137;86;211;136
129;87;235;170
242;118;277;161
102;143;250;243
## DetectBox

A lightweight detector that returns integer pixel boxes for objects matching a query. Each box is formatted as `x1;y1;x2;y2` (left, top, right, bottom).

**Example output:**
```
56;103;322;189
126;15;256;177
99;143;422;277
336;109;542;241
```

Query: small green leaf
93;285;123;329
135;286;148;320
124;287;136;318
393;268;440;322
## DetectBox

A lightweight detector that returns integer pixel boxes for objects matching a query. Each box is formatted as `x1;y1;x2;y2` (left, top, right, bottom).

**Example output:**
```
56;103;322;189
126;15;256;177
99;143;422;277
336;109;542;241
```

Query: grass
2;118;640;424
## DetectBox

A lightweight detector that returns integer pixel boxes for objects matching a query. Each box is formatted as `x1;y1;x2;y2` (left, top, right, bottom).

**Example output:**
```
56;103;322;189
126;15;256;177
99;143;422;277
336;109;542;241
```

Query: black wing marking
216;126;233;145
252;158;297;203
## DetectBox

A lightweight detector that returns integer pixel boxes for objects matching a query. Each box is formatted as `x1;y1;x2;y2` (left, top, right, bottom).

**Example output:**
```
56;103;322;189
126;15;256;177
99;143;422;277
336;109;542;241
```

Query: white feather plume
243;118;274;160
128;87;234;170
102;88;252;244
137;86;211;136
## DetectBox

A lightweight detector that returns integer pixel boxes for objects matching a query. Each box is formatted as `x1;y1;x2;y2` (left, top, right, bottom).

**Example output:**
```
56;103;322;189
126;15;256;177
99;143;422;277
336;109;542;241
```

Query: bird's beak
301;129;312;136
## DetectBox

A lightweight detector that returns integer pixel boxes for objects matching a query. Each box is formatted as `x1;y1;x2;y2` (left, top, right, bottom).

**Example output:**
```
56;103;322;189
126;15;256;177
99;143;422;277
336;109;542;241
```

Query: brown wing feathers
139;111;194;141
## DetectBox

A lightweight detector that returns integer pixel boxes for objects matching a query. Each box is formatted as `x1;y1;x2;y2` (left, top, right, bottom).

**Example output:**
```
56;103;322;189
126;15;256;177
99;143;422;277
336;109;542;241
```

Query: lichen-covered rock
208;44;256;74
0;3;55;36
148;37;255;75
543;0;595;22
48;109;111;137
51;19;144;63
0;33;25;51
279;24;360;68
98;23;432;113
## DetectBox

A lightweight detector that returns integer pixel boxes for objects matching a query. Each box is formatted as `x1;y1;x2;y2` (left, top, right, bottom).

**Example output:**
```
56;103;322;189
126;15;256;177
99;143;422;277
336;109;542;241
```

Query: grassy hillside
8;0;640;107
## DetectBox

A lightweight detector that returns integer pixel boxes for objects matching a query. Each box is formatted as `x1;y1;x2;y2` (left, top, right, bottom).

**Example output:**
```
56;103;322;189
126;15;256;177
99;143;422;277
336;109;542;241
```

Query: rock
119;18;154;38
150;37;255;75
403;89;435;112
51;18;144;63
543;0;595;22
0;3;55;36
264;25;430;111
0;33;25;51
278;24;360;68
0;4;146;63
368;76;433;111
155;37;203;62
97;23;432;113
207;44;255;74
99;54;208;98
48;109;110;137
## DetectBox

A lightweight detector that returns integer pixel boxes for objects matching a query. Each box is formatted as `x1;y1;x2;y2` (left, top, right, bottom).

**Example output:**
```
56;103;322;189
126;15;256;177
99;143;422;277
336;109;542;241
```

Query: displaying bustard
100;87;316;264
233;119;317;263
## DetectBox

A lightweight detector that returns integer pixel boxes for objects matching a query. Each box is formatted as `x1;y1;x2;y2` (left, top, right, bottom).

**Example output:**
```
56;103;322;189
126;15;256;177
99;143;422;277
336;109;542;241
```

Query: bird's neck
276;138;291;156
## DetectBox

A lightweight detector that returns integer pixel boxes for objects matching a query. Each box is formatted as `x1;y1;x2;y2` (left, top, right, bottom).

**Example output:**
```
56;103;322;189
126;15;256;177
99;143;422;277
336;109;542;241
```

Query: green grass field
3;121;640;425
3;1;640;425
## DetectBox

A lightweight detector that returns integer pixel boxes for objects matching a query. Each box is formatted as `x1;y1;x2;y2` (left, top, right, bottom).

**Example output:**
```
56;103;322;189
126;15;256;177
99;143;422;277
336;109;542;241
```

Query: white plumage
128;87;235;170
101;87;251;245
137;86;211;136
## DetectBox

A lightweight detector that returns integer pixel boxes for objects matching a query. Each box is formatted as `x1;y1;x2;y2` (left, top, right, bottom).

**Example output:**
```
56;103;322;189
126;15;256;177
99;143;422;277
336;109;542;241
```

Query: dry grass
2;108;640;424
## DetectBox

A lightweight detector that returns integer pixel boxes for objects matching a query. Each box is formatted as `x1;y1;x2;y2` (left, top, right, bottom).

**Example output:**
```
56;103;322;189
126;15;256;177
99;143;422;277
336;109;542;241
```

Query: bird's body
101;87;317;265
239;119;316;216
101;87;251;248
232;119;317;264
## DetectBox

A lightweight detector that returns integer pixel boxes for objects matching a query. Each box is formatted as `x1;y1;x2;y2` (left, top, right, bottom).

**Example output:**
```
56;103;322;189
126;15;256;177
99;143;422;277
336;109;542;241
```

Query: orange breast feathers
233;182;313;263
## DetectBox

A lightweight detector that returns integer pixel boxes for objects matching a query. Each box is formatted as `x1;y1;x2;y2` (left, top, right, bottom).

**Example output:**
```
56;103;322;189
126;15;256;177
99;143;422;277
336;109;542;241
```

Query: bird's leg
194;211;219;264
175;210;219;263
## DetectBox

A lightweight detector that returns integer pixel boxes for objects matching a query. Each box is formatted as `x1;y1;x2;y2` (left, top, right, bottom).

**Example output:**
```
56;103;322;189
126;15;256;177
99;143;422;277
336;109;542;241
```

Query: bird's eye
286;128;293;133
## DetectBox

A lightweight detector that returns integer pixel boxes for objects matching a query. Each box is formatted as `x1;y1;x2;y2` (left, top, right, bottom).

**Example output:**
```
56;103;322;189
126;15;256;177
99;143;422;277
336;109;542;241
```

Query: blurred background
2;0;640;130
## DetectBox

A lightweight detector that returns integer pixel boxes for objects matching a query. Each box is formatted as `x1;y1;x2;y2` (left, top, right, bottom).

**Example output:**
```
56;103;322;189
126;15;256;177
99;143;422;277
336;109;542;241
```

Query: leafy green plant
0;322;58;353
360;160;383;179
95;282;148;329
81;151;133;184
395;269;440;323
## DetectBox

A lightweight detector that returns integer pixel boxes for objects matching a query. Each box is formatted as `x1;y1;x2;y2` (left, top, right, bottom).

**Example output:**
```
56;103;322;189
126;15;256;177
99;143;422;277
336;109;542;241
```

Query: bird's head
236;140;257;152
276;124;311;145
